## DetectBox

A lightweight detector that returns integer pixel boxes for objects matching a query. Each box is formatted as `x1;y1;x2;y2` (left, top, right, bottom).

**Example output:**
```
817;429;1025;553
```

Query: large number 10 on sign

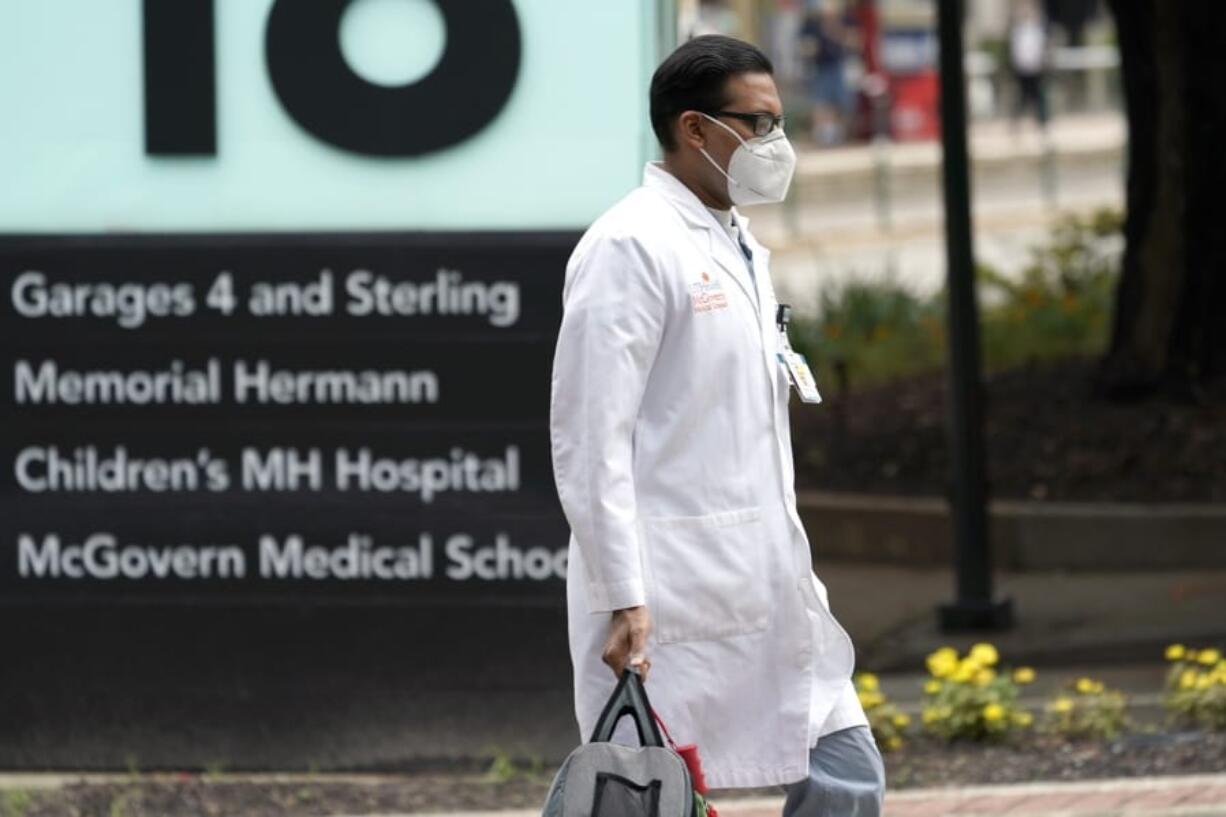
143;0;522;157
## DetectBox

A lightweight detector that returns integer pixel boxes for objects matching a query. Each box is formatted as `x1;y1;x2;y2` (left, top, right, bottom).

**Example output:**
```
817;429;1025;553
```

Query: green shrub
977;208;1120;371
1163;643;1226;730
789;208;1121;390
789;278;945;388
1038;676;1132;740
921;644;1036;742
854;671;910;752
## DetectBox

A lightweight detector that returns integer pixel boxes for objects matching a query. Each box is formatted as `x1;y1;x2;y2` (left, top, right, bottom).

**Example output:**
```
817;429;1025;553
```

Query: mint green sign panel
0;0;668;233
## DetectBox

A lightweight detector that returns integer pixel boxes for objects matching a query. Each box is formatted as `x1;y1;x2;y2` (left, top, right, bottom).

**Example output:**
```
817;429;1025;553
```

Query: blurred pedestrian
1009;0;1050;132
800;1;859;145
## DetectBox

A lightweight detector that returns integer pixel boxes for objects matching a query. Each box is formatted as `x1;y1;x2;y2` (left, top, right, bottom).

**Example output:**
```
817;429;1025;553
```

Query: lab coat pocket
639;507;771;644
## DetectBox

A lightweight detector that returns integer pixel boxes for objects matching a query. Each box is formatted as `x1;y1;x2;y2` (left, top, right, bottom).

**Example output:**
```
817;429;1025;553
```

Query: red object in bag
652;709;711;795
675;743;709;794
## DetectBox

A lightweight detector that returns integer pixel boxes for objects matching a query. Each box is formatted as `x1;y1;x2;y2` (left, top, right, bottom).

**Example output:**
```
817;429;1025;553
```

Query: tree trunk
1099;0;1226;398
1173;3;1226;390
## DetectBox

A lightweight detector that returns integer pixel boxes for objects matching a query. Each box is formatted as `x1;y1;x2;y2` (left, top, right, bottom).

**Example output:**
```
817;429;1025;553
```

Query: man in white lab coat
549;35;885;815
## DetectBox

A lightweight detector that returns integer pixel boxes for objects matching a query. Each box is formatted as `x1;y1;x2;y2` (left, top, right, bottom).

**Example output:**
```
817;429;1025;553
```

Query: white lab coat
550;162;867;789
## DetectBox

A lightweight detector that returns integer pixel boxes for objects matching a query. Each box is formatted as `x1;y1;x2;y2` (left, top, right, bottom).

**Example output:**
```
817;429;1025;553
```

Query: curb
795;491;1226;570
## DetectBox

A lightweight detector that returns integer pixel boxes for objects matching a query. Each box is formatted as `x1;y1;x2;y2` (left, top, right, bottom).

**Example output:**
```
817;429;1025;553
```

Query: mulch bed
878;729;1226;790
790;357;1226;502
14;731;1226;816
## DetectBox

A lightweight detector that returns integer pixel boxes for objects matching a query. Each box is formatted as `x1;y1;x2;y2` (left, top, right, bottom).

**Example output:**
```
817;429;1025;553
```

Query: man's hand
602;605;652;681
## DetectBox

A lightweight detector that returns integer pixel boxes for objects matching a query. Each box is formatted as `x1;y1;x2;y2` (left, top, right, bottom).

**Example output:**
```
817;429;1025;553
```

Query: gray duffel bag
541;667;698;817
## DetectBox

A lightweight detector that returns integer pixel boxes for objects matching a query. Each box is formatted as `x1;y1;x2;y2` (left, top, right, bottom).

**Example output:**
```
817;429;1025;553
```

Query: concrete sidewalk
818;562;1226;677
338;774;1226;817
741;774;1226;817
726;776;1226;817
3;772;1224;817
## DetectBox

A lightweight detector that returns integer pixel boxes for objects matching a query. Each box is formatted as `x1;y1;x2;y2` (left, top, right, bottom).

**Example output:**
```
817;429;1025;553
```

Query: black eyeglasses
706;110;786;138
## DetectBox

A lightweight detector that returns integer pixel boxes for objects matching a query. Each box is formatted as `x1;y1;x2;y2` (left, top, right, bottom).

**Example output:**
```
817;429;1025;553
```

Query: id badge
777;349;822;404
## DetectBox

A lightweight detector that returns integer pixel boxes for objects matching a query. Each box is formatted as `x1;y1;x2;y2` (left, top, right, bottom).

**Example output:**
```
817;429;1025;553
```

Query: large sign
0;233;574;601
0;0;672;602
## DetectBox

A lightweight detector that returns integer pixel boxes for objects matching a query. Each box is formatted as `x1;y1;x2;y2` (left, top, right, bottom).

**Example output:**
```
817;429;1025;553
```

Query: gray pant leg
780;725;885;817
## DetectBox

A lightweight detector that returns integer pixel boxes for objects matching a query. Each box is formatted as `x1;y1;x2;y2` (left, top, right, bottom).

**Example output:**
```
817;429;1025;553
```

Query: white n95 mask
698;112;797;206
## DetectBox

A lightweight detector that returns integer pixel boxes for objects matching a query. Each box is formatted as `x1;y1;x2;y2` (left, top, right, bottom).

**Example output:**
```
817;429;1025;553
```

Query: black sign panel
0;232;577;603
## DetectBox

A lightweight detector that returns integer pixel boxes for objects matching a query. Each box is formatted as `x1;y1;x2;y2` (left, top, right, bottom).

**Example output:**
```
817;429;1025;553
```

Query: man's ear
676;111;707;151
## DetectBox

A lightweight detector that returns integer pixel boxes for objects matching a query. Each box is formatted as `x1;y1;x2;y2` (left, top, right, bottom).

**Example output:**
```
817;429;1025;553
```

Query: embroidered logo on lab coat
689;272;728;313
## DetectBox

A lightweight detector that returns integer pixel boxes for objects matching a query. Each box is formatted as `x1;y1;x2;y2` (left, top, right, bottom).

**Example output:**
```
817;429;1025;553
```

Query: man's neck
661;155;730;210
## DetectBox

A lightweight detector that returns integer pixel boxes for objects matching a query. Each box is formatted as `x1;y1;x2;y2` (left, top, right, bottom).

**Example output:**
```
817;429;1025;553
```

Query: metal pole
934;0;1014;632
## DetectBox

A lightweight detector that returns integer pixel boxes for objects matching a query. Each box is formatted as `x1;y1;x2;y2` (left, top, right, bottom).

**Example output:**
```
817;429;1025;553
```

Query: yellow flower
1196;676;1212;690
1051;697;1074;714
921;707;940;725
1012;666;1036;684
926;647;959;678
886;735;903;751
892;713;911;728
857;672;880;692
924;679;943;695
1197;648;1221;666
982;703;1005;722
1165;643;1186;661
969;643;999;666
974;668;996;687
1012;711;1034;727
929;662;955;679
1180;669;1198;690
1075;677;1097;694
929;646;958;661
946;657;975;682
858;690;884;709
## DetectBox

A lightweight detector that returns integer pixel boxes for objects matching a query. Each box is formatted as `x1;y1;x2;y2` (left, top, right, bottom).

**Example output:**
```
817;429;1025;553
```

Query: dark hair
649;35;774;152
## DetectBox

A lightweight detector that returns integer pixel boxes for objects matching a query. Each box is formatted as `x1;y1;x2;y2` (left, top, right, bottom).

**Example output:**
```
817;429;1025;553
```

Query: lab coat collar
642;162;763;329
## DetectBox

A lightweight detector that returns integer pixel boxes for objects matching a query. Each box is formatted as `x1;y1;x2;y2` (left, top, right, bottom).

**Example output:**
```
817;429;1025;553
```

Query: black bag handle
588;665;665;747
